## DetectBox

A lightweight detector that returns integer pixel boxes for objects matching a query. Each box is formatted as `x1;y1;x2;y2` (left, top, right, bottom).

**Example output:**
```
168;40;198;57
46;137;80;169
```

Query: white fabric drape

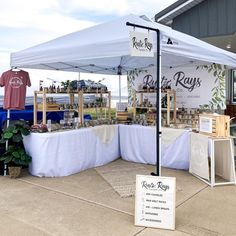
23;125;119;177
119;125;190;170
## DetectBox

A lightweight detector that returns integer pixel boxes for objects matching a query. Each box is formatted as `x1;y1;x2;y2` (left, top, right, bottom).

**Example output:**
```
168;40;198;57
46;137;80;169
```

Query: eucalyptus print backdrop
196;63;226;110
127;69;147;106
127;63;226;110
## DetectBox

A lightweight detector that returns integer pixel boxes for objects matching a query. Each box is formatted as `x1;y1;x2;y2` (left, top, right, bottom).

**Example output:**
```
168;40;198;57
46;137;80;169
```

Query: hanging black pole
126;22;161;176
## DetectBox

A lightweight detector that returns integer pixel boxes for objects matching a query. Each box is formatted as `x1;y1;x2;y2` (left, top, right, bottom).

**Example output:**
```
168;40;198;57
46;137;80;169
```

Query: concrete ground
0;159;235;236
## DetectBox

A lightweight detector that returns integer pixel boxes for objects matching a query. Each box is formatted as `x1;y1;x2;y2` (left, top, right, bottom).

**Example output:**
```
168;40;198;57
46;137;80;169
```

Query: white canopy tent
11;14;236;72
10;14;236;176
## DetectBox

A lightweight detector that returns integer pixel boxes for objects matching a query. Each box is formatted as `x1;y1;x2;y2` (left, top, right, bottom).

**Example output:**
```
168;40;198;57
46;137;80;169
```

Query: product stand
34;89;111;125
79;90;111;124
78;90;83;124
33;89;80;125
133;90;156;120
133;89;176;126
162;89;176;126
33;91;37;125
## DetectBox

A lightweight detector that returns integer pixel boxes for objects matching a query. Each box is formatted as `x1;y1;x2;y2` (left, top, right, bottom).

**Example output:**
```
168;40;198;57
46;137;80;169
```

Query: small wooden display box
37;103;59;111
199;113;230;138
116;111;132;123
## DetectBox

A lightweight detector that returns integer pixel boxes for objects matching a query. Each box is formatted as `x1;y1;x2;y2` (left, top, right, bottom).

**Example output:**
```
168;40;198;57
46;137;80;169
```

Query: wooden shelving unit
133;89;176;126
78;90;111;124
162;89;177;126
34;89;111;125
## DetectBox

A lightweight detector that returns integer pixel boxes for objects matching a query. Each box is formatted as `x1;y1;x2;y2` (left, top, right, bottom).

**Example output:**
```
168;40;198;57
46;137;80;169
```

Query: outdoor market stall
10;14;236;178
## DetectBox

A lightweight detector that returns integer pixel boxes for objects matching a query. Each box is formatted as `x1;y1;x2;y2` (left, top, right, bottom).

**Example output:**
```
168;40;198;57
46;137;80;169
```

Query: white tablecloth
23;125;120;177
119;125;190;170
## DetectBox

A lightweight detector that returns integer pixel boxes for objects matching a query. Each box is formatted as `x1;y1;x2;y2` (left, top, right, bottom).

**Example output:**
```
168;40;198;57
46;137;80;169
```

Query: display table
23;124;236;182
0;109;64;128
119;125;190;170
23;125;119;177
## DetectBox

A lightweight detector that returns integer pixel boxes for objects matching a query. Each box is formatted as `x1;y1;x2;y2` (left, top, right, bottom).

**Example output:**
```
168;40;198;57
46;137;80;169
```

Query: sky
0;0;177;96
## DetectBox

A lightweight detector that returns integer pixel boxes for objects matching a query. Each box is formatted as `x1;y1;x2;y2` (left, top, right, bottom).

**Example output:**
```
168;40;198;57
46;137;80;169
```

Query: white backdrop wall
127;63;226;109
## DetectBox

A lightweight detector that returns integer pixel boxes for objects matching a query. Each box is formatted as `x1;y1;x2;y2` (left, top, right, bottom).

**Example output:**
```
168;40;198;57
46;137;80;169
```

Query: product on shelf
31;124;48;133
34;88;111;126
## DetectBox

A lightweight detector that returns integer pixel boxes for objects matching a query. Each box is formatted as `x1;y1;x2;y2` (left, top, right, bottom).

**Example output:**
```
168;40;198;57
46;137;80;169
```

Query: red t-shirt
0;69;31;110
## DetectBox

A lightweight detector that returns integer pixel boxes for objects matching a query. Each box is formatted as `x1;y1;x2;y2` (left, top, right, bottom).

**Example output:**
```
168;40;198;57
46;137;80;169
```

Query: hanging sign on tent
130;31;154;57
135;175;176;230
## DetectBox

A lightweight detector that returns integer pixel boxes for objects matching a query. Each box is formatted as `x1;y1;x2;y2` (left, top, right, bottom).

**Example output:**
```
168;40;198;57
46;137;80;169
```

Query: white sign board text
135;175;176;230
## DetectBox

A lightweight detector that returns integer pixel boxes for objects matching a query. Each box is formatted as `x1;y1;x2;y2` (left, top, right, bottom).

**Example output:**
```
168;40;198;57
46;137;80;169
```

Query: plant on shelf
61;80;71;92
0;120;32;178
95;97;104;107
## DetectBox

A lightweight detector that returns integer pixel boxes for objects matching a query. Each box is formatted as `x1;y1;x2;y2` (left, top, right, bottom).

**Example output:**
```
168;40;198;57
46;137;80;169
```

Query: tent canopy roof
11;14;236;74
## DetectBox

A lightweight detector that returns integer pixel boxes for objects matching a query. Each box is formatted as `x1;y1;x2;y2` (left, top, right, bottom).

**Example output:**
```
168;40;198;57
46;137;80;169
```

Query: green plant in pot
0;120;32;178
61;80;71;92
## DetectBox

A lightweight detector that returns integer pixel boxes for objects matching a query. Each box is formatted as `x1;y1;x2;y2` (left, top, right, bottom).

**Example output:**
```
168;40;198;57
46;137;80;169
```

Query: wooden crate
146;112;156;124
199;114;230;138
116;111;132;123
37;103;59;111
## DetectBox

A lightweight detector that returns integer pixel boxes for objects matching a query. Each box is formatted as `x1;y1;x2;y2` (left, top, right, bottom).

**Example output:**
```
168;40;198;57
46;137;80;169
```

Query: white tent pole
119;74;121;103
4;109;10;176
6;109;10;128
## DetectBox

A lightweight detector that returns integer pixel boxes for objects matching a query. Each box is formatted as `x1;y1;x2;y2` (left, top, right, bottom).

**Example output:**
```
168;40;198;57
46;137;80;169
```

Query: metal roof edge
155;0;204;24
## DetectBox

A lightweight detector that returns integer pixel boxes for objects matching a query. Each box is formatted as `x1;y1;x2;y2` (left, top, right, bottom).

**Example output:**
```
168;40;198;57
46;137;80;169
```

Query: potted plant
0;120;32;178
61;80;71;92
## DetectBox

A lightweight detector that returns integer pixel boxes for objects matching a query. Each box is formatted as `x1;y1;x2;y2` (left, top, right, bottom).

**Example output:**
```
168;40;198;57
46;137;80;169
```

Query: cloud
60;0;177;19
0;0;177;96
0;0;177;32
0;1;95;34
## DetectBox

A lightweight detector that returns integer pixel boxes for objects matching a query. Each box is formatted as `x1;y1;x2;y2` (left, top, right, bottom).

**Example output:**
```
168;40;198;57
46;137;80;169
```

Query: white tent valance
11;14;236;73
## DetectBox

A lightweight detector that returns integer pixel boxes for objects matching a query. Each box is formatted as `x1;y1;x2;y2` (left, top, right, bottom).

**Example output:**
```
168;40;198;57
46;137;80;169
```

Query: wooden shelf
136;107;156;109
135;90;157;94
162;108;176;111
133;89;177;126
34;89;111;125
37;109;60;112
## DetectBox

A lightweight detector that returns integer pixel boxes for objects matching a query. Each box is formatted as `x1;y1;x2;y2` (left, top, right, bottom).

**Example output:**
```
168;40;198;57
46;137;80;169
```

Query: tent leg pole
119;75;121;103
4;110;10;176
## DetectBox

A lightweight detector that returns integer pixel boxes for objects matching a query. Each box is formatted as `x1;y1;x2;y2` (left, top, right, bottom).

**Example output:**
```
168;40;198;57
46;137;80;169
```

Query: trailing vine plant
127;69;147;106
196;63;226;111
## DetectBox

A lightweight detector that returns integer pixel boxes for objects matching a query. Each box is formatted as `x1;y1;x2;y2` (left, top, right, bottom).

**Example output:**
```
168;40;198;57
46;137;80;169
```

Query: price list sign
135;175;176;230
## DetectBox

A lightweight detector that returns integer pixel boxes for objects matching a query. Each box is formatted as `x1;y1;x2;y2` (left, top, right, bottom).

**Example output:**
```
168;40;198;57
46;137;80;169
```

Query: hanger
11;67;21;72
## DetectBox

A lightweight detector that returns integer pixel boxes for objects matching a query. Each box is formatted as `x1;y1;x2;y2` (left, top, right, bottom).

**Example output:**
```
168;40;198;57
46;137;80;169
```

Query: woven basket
8;166;22;178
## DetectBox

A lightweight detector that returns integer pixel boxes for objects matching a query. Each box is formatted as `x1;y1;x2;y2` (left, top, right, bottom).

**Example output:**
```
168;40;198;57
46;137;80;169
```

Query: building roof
155;0;205;25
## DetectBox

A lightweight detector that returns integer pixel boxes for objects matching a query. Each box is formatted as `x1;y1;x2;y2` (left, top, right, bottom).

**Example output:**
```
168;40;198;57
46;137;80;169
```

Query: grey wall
172;0;236;38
